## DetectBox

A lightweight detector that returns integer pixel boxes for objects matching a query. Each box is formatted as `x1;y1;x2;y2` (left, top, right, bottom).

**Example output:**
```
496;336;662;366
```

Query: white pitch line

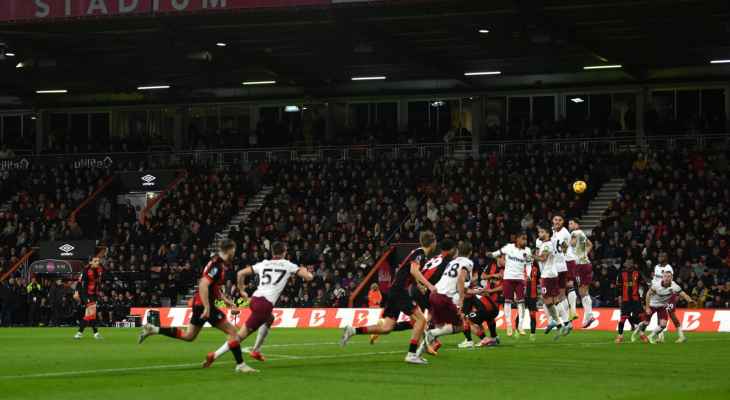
2;337;729;380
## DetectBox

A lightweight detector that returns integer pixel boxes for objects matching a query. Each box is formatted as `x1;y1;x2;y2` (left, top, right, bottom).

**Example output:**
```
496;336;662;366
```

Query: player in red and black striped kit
615;259;646;343
341;231;438;365
74;257;103;340
138;240;246;368
515;261;540;341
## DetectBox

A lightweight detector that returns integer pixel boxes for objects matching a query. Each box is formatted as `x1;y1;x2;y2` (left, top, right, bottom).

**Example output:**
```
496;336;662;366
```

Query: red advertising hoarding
0;0;335;22
130;307;730;333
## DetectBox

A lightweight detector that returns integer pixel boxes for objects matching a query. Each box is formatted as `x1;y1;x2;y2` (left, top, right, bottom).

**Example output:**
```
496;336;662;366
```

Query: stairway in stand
178;185;274;306
580;178;625;236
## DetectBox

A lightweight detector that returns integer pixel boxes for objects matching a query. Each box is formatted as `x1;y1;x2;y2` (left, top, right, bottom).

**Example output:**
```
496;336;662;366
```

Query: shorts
650;306;669;321
466;296;498;325
576;263;593;286
620;300;643;316
541;277;560;298
566;261;577;282
410;286;430;311
502;279;525;302
382;288;417;320
557;271;568;289
246;296;274;331
429;292;461;326
190;305;227;327
79;292;97;307
525;296;538;311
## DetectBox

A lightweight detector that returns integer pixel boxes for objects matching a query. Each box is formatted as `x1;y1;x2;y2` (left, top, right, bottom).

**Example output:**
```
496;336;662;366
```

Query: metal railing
2;134;727;172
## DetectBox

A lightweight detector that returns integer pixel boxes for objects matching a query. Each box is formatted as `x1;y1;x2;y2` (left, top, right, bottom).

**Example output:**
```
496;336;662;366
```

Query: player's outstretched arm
198;278;212;318
236;267;253;297
297;267;314;282
410;261;436;292
679;291;695;305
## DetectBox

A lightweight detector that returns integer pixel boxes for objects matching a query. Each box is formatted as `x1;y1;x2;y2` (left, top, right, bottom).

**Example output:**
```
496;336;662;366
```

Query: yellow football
573;180;587;194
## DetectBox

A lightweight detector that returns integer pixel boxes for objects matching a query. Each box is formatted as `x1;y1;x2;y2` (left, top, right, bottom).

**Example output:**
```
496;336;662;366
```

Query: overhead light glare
710;59;730;64
478;29;490;34
583;64;622;70
464;71;501;76
216;42;227;47
137;85;171;90
242;80;276;85
284;105;300;113
5;52;15;57
36;89;67;94
351;76;386;81
15;62;24;69
570;97;585;103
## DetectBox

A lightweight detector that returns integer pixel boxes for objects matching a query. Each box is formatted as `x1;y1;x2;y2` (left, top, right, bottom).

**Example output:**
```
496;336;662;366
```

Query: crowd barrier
130;307;730;332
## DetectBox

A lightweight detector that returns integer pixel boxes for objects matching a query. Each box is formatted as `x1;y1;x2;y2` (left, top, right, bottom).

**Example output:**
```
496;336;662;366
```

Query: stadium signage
40;240;96;259
118;170;177;192
130;307;730;332
0;0;332;22
0;158;29;170
73;156;113;169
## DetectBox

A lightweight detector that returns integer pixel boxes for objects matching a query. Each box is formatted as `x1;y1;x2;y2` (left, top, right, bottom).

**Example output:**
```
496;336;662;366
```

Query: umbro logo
141;174;157;186
59;244;75;256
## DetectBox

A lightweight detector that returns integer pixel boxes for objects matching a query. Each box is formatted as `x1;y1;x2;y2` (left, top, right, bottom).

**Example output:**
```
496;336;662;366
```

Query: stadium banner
0;0;336;22
130;307;730;332
39;240;96;260
118;170;178;192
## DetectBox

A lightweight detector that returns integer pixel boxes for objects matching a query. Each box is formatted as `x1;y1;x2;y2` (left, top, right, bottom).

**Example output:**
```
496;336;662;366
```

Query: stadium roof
1;0;729;105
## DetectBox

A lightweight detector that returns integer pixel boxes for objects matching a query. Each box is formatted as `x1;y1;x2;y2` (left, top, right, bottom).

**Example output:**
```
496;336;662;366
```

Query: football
573;180;587;194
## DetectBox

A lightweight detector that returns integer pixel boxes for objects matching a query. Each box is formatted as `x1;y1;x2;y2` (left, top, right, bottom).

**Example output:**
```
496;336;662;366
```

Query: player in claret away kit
202;241;313;373
137;240;246;369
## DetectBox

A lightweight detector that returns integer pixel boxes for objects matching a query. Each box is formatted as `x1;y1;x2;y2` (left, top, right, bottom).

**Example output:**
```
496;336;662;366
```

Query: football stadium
1;1;730;399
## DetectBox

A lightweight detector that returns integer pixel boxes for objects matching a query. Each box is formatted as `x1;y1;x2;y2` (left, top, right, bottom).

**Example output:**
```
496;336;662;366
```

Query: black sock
487;320;497;338
408;339;418;353
160;327;180;338
463;329;472;341
356;327;368;334
78;319;86;333
477;330;486;340
90;320;98;334
515;316;520;329
394;321;412;331
618;316;628;335
529;311;537;334
229;340;243;364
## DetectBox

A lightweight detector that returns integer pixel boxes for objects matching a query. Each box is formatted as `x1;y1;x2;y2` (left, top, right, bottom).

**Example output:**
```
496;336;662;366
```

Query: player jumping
568;218;595;328
203;241;313;372
73;256;103;340
340;231;438;365
535;224;569;340
548;215;574;330
138;240;246;370
486;232;531;338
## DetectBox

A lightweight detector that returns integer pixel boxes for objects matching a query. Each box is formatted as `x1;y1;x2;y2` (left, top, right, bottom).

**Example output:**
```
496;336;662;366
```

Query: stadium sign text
1;0;331;22
0;158;30;171
73;156;113;169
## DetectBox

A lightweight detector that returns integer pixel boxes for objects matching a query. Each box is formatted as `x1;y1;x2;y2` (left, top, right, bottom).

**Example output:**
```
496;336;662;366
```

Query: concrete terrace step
182;185;274;306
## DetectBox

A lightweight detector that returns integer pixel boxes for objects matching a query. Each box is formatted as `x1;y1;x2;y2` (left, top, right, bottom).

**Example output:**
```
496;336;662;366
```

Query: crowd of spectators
2;145;730;327
590;149;730;309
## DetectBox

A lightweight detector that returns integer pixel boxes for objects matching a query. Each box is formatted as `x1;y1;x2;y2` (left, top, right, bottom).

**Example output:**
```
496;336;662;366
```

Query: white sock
213;341;231;360
558;299;570;323
652;325;665;336
430;324;454;338
677;327;685;339
567;290;577;316
504;303;512;328
253;324;270;352
547;304;562;324
582;295;593;321
517;302;525;329
543;303;554;323
151;325;160;334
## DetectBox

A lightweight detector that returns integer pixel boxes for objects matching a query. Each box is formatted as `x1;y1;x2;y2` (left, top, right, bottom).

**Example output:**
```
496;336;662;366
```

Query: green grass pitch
1;327;729;400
